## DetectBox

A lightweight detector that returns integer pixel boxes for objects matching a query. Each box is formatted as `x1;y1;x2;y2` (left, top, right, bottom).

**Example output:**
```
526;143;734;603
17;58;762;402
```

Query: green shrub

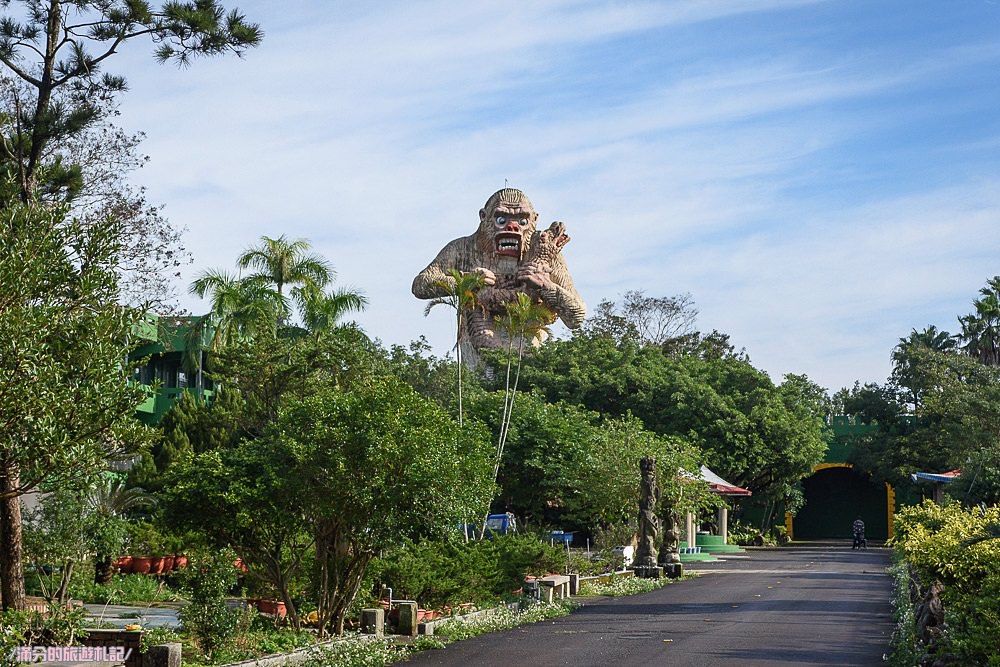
565;550;615;575
84;573;179;605
0;604;89;667
886;561;921;667
210;609;315;665
891;501;1000;665
371;535;566;610
176;550;240;658
592;522;636;550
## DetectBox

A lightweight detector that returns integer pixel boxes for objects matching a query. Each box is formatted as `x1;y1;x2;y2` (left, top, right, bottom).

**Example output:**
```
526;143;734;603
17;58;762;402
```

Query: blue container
550;530;574;545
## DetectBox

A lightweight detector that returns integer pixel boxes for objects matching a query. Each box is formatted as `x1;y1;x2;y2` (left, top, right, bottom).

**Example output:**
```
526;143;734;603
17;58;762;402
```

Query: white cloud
92;0;1000;395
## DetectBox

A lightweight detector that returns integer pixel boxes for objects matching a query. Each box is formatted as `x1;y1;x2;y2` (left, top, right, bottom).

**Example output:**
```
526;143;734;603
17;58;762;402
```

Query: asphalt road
404;544;893;667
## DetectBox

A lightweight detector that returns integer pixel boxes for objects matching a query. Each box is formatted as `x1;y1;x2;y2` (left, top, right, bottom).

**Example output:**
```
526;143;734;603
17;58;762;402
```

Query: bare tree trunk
0;462;26;611
55;560;75;605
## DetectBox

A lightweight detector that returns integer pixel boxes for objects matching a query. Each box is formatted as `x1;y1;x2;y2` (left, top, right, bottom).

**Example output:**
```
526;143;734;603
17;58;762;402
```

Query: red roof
693;466;752;496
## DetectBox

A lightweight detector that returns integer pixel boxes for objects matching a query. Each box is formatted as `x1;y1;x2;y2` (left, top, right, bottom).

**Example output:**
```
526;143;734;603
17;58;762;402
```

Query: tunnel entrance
792;465;889;540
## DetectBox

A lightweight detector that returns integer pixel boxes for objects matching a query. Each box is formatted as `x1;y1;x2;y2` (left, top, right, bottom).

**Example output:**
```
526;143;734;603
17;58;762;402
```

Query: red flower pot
149;556;165;574
113;556;133;574
161;555;176;572
131;557;153;574
255;599;287;618
173;555;188;570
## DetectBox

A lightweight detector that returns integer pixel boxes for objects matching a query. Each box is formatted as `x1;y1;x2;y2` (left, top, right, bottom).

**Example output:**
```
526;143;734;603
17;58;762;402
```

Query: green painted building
785;417;897;542
132;315;215;425
785;416;936;541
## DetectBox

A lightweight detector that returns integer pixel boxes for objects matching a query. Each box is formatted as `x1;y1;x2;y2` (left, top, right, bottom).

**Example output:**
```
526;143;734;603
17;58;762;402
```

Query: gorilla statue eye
495;215;506;225
519;218;528;226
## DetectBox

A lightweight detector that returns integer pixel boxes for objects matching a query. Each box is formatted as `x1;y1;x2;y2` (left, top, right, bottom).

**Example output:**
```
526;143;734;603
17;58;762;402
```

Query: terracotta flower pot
113;556;133;574
173;555;188;570
255;599;287;618
149;556;165;574
131;556;153;574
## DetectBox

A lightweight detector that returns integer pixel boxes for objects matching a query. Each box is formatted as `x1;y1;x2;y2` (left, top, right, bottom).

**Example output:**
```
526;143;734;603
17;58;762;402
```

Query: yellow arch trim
813;462;852;471
886;482;895;540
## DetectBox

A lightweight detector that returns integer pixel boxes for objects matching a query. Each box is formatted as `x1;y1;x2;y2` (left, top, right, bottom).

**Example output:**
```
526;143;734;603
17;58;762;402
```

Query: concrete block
396;601;418;637
141;643;181;667
360;608;384;636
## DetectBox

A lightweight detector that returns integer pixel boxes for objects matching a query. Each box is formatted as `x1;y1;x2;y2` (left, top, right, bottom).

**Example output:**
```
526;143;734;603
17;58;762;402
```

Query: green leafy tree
467;389;705;533
892;325;958;411
384;337;460;409
164;445;312;630
0;204;149;610
22;477;150;602
274;376;494;635
907;347;1000;504
512;325;828;531
167;375;495;636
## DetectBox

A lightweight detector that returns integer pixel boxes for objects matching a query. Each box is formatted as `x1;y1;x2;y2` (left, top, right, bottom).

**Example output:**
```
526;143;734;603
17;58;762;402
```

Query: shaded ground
404;544;893;667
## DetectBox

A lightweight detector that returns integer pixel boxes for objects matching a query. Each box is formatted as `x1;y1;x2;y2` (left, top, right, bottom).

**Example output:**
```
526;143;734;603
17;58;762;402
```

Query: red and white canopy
697;465;752;496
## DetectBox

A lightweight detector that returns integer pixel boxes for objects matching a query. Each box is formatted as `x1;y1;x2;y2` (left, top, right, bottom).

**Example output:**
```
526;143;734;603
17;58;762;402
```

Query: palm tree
188;269;282;350
492;293;555;484
293;282;369;339
959;276;1000;367
87;480;156;586
237;235;332;322
423;269;486;427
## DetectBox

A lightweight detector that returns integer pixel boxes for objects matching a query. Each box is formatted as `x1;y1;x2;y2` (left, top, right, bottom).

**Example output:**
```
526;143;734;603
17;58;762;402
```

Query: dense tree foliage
464;390;707;533
842;276;1000;505
165;374;494;636
504;326;829;527
0;204;150;609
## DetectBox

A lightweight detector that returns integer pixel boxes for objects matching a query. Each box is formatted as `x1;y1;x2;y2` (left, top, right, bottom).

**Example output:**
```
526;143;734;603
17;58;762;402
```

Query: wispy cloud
105;0;1000;393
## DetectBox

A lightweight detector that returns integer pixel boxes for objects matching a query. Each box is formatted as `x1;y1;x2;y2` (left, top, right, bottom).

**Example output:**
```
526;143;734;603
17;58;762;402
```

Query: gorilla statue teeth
412;188;586;362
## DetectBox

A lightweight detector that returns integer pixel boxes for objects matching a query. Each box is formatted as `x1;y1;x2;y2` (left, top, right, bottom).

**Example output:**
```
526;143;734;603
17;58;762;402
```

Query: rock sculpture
659;508;683;578
412;188;586;360
633;457;661;577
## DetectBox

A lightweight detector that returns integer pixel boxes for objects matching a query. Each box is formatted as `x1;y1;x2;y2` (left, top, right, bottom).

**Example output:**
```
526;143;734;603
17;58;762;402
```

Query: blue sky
109;0;1000;394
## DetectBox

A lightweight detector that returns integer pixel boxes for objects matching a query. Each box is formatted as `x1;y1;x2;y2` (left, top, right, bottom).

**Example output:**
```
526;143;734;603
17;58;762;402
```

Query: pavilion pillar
718;505;728;544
